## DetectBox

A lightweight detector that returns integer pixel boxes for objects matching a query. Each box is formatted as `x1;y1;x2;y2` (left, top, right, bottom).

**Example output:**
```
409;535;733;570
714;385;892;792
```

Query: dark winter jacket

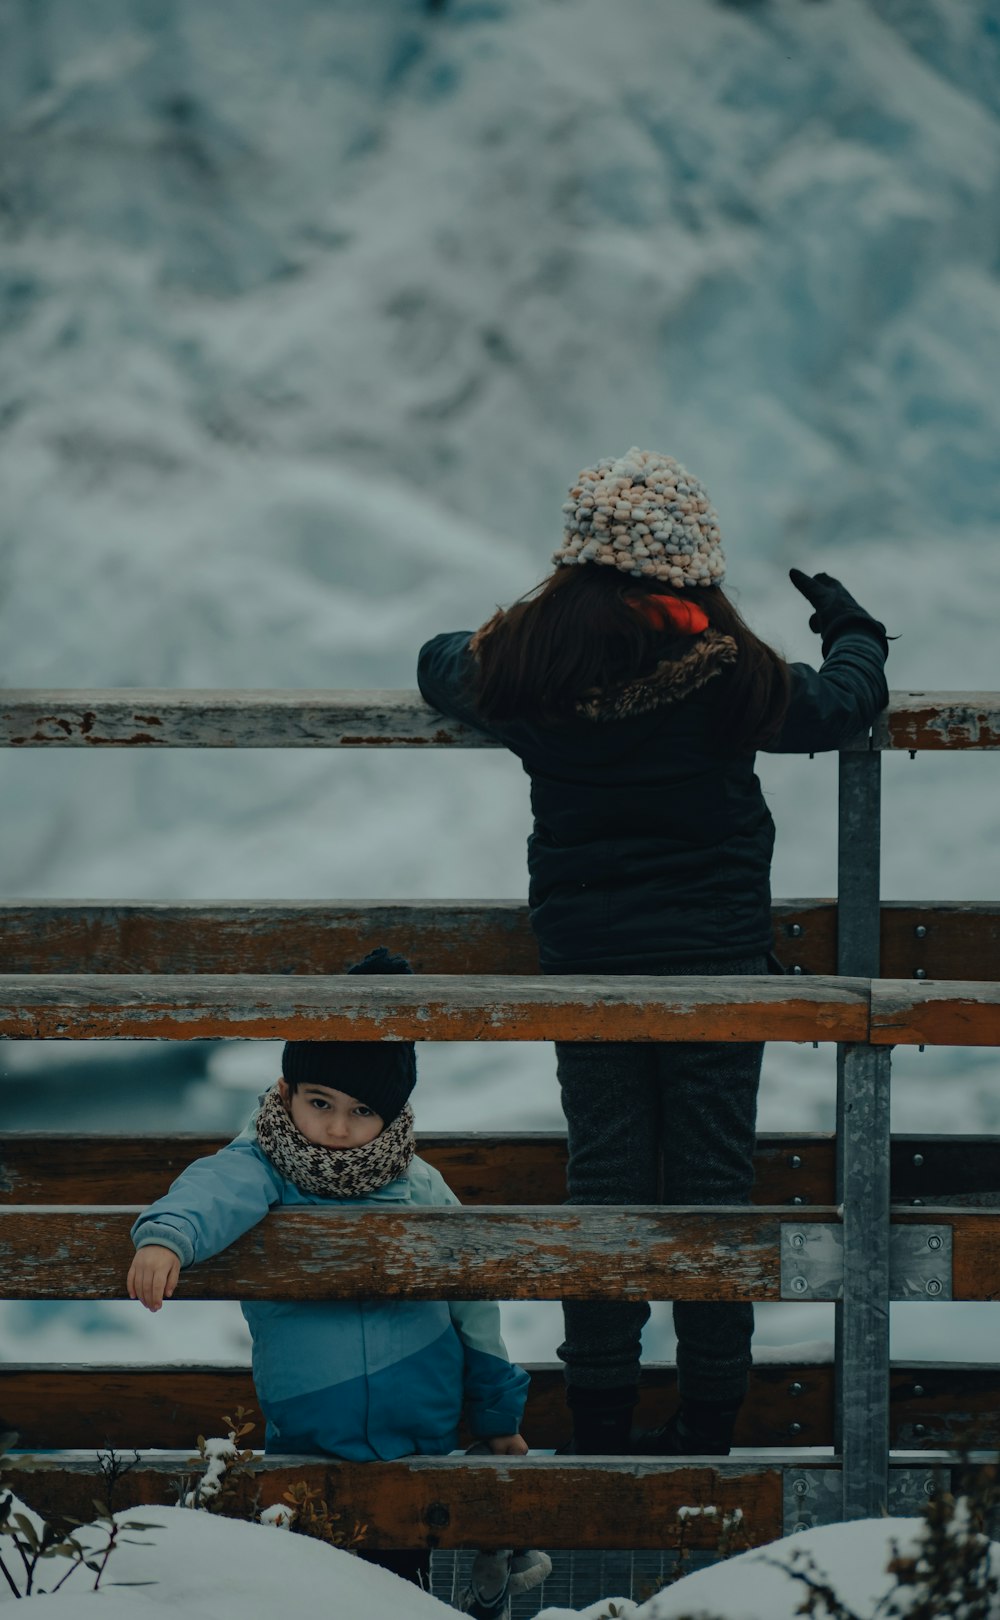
417;626;888;970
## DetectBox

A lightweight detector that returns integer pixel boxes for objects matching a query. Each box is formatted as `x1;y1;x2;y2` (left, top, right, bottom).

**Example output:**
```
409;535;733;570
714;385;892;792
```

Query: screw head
926;1234;942;1251
791;1195;805;1206
925;1278;943;1297
789;924;803;938
915;968;927;979
912;1153;924;1168
788;1422;802;1436
913;1424;927;1439
911;1198;924;1206
912;1385;925;1398
789;1382;804;1396
915;925;927;939
792;1478;809;1497
790;1232;806;1249
789;1154;803;1169
792;964;803;975
425;1502;451;1528
790;1275;809;1295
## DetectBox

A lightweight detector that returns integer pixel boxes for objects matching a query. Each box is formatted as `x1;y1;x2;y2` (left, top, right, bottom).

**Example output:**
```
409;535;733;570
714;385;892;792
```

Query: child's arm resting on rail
417;630;507;740
128;1142;283;1311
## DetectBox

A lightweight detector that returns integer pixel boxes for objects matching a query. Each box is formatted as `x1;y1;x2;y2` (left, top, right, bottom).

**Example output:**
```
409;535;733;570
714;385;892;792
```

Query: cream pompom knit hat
553;447;726;588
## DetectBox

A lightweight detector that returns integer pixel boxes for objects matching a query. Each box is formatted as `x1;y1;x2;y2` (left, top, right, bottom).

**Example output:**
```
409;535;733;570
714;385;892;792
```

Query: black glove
789;568;889;658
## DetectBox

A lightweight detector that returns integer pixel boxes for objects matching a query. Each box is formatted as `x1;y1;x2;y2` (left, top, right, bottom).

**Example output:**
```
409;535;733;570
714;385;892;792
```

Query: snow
0;1502;452;1617
533;1518;1000;1620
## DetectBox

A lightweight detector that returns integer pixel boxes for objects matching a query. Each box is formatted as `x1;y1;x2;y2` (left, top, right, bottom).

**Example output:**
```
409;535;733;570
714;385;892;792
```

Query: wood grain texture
9;1131;1000;1209
7;1360;999;1452
0;972;870;1042
0;691;492;749
0;1360;834;1452
0;1130;836;1207
871;981;1000;1046
1;689;997;751
2;900;995;979
0;1205;837;1301
8;1453;787;1550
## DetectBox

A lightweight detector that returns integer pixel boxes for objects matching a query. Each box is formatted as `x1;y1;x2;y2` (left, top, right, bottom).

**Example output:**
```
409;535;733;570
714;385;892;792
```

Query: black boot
634;1395;742;1457
558;1385;638;1455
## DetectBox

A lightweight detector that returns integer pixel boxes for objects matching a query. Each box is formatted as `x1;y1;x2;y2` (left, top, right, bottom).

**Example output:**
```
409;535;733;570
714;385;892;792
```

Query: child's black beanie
281;947;416;1126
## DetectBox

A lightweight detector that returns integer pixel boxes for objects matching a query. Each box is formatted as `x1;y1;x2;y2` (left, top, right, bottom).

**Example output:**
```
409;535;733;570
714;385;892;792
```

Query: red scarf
628;593;709;635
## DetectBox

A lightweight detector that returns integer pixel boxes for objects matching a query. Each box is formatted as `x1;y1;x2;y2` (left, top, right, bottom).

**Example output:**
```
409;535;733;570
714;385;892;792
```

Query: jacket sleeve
418;1160;531;1439
417;631;507;741
765;630;889;754
130;1141;284;1269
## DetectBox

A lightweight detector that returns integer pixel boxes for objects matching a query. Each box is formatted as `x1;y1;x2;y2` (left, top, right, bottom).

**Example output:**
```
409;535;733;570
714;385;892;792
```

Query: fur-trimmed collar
577;628;738;721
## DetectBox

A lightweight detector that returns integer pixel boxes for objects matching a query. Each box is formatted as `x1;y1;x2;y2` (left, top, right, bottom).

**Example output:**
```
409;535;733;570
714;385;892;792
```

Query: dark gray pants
554;955;766;1404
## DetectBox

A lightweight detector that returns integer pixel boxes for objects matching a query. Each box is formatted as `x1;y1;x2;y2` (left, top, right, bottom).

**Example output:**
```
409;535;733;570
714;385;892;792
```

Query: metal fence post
835;747;890;1520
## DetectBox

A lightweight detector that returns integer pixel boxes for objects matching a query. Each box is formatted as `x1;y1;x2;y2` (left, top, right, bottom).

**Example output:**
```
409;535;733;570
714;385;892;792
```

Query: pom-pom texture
553;447;726;588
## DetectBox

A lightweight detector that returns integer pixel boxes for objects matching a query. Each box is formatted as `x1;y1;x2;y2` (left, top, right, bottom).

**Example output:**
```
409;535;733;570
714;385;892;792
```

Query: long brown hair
472;564;790;751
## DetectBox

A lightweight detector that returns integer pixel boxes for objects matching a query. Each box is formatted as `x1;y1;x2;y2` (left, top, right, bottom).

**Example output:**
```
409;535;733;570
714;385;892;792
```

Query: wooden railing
1;690;998;1555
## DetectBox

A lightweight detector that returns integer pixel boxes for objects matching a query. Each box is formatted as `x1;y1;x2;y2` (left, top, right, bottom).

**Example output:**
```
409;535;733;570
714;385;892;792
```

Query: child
417;447;890;1458
129;947;549;1615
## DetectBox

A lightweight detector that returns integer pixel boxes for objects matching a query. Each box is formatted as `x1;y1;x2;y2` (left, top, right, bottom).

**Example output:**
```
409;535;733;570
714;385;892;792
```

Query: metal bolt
788;924;803;938
790;1232;806;1249
925;1278;943;1297
915;925;927;939
792;964;803;975
912;1153;924;1168
926;1234;942;1251
791;1195;805;1205
911;1198;924;1206
789;1382;804;1396
792;1478;809;1497
424;1502;451;1528
789;1154;803;1169
919;1044;926;1053
913;1424;927;1439
924;1478;935;1498
909;750;917;760
912;1385;925;1398
790;1275;809;1295
915;968;927;980
794;1521;810;1533
789;1422;803;1436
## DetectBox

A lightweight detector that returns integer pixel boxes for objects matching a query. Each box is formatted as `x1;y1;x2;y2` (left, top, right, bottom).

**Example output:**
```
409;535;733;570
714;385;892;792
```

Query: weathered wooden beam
7;1130;998;1210
0;1205;836;1302
1;690;998;751
7;1453;788;1551
873;693;1000;751
5;1361;998;1453
0;691;491;749
0;1360;835;1452
2;899;995;979
0;972;869;1043
0;1131;838;1207
870;981;1000;1046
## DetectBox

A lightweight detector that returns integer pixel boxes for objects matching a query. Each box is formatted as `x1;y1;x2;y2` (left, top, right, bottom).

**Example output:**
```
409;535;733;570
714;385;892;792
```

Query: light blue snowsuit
132;1133;529;1462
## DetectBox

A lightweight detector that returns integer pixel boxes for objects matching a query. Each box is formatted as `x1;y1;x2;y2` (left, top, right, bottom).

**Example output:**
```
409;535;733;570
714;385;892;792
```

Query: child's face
277;1079;384;1149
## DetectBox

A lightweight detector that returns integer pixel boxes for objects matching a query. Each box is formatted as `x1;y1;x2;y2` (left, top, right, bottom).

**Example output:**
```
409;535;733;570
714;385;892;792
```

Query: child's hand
486;1434;529;1456
127;1245;181;1312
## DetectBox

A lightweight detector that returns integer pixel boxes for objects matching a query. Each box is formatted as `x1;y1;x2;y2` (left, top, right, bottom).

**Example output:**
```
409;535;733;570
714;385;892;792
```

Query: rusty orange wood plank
8;1454;787;1550
0;1205;838;1301
870;981;1000;1046
0;972;870;1042
874;693;1000;751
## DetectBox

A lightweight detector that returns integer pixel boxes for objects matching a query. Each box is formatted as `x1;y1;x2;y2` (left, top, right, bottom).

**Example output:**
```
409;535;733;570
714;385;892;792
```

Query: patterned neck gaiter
254;1084;415;1199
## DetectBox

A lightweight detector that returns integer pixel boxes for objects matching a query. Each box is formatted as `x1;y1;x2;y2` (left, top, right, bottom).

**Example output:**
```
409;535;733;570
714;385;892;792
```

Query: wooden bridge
1;689;998;1561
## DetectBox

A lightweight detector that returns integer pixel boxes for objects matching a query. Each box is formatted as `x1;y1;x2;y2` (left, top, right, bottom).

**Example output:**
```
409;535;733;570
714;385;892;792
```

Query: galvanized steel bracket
783;1467;950;1535
780;1223;844;1300
889;1225;953;1300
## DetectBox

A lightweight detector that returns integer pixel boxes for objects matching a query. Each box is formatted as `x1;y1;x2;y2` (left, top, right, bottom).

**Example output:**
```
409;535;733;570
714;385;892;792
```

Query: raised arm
765;569;890;754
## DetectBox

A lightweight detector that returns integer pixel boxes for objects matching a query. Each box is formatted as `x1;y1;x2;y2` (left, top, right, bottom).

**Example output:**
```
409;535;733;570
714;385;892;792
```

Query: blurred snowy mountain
1;0;999;1358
